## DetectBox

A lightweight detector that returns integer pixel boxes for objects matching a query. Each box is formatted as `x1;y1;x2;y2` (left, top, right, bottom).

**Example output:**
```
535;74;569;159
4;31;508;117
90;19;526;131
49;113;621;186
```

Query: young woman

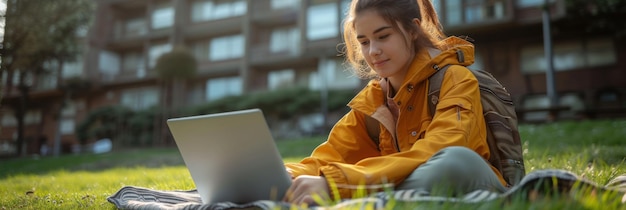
283;0;507;204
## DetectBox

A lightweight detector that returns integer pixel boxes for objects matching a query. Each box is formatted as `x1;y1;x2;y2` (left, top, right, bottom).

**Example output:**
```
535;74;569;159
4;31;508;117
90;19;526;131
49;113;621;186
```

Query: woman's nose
369;43;381;56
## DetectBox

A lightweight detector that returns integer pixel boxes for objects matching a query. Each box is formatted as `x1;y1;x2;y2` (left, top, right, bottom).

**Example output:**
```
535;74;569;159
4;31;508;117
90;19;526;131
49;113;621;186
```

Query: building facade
1;0;625;156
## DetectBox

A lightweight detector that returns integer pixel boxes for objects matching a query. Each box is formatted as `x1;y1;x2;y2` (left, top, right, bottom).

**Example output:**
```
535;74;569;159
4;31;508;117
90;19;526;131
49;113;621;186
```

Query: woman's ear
413;18;421;26
412;18;421;39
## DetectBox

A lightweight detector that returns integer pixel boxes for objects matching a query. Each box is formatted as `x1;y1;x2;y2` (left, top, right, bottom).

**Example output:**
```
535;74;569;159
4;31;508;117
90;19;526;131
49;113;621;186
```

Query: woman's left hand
283;175;330;204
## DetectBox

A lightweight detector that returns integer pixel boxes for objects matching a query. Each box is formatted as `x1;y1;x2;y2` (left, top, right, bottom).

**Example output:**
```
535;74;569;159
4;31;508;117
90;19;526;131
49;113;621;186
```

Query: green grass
1;119;625;209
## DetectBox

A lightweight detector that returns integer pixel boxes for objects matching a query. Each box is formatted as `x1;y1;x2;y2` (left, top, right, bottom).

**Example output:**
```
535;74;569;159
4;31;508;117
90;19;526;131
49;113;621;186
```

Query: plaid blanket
107;169;626;210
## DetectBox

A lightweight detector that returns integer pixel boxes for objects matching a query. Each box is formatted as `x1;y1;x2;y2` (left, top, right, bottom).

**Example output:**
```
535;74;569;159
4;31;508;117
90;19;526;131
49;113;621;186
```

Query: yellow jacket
285;37;506;198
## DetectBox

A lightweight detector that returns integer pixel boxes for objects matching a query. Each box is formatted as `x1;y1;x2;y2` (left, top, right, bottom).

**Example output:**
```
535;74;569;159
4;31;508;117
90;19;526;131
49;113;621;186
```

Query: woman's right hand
283;175;330;205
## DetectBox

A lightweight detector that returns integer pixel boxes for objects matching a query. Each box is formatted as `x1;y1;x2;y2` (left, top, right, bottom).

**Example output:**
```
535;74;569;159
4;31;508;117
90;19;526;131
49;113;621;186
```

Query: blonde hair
340;0;446;79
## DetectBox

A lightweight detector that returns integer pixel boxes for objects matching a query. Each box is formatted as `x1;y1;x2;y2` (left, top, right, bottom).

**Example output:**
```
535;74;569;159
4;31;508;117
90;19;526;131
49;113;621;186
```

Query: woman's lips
373;59;389;67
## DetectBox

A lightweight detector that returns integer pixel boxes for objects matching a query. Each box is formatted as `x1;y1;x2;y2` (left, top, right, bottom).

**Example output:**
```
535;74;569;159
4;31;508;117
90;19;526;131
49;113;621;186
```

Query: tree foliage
1;0;93;74
155;47;197;80
0;0;94;156
565;0;626;37
187;87;354;120
75;105;156;147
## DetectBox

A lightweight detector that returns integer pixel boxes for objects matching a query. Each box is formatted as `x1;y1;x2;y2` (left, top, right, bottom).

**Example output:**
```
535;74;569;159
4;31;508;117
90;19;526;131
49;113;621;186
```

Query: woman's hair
341;0;446;79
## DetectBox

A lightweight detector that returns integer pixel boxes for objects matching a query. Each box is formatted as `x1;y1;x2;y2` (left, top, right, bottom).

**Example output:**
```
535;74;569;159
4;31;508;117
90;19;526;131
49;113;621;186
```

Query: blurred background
0;0;624;158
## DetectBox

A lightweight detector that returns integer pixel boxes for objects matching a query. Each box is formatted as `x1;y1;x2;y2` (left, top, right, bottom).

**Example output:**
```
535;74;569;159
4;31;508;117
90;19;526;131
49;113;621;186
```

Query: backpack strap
427;65;451;117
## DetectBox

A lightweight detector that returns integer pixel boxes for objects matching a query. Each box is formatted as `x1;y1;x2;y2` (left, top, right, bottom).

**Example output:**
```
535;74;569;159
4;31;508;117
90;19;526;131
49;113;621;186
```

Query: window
340;0;351;33
553;42;585;70
60;101;76;135
122;52;145;74
25;110;42;125
432;0;442;18
1;110;16;127
586;39;617;67
445;0;462;26
149;43;172;68
38;75;56;90
124;17;147;37
268;69;295;90
99;51;120;79
520;38;616;74
520;46;544;73
445;0;506;25
465;0;484;23
121;87;159;110
309;58;359;90
191;0;247;22
206;76;242;100
517;0;554;8
187;83;205;105
210;34;244;61
271;0;299;10
62;58;83;79
270;27;300;54
60;119;75;135
152;5;174;29
307;3;338;40
192;39;211;61
469;50;484;70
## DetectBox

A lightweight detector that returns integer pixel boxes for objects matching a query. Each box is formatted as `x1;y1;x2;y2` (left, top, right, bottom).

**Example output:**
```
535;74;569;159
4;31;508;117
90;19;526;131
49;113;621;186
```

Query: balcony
105;0;148;10
514;0;566;23
440;0;567;34
196;60;241;76
303;37;341;58
97;69;156;86
249;43;302;68
250;0;299;27
184;17;244;40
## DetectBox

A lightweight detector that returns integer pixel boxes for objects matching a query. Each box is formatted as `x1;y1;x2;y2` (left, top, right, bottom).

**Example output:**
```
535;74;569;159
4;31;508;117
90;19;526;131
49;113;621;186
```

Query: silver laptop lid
167;109;292;204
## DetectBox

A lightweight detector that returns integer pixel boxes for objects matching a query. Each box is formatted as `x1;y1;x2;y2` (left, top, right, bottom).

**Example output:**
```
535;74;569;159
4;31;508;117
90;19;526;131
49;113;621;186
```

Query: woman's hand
283;175;330;204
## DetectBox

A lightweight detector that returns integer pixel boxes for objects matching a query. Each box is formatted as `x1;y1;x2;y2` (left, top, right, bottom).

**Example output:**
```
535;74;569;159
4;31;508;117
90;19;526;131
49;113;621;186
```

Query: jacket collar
348;36;476;116
402;36;475;88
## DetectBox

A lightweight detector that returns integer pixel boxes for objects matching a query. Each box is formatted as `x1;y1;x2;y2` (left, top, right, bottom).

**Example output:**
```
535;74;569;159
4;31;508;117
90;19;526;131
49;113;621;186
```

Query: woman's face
354;9;415;83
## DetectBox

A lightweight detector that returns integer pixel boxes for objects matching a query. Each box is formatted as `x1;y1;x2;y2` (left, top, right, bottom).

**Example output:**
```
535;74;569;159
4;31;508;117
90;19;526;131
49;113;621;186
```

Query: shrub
76;105;158;147
76;87;357;148
186;87;355;119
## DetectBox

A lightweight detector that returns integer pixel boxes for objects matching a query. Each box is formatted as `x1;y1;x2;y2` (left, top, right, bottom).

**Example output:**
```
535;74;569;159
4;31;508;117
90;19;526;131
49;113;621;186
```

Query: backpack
365;65;526;187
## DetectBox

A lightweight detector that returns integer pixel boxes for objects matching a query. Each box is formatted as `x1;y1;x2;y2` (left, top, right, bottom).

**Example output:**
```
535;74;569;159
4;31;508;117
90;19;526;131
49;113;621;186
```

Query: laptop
166;109;292;204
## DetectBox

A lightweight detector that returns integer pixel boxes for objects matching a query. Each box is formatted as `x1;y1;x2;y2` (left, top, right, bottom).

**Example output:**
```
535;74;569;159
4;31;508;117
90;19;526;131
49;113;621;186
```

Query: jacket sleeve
286;66;492;198
284;110;382;179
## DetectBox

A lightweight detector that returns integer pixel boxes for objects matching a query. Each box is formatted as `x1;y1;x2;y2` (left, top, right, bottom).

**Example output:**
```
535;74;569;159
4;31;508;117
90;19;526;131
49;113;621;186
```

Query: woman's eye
379;34;389;39
360;40;369;45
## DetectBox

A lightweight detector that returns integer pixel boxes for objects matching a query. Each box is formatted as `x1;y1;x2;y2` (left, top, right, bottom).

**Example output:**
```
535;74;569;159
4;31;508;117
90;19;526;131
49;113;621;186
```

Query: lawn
1;120;625;209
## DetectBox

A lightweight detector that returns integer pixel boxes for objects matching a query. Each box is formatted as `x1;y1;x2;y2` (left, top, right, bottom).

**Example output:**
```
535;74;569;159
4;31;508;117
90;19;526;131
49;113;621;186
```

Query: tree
564;0;626;38
0;0;93;156
153;46;197;146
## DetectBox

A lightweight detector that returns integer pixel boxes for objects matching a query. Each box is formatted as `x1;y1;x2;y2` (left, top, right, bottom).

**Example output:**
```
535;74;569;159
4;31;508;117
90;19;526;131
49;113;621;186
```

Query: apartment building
434;0;625;121
1;0;625;155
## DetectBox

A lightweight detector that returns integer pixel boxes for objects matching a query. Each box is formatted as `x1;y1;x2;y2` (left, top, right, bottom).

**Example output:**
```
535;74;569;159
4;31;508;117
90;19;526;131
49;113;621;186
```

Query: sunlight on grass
1;120;625;209
0;167;194;209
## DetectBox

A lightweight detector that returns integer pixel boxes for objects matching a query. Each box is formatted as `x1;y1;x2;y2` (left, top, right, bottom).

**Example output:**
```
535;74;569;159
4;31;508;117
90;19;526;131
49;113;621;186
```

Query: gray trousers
396;146;507;196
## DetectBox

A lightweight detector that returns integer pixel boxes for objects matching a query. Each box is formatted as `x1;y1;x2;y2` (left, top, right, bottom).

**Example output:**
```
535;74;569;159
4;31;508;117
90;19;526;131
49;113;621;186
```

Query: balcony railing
249;43;301;66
